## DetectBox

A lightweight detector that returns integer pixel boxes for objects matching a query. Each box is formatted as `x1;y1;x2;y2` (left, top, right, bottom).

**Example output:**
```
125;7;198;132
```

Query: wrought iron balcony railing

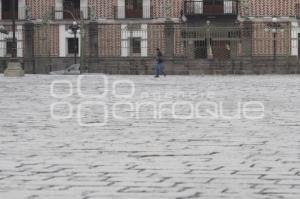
184;0;238;16
52;7;91;20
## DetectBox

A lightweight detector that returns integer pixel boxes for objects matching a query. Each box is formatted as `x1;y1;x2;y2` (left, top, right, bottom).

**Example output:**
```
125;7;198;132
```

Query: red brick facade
241;0;300;17
151;0;183;18
33;24;59;57
239;0;299;56
0;0;299;59
252;22;291;56
89;0;116;19
26;0;55;20
98;24;121;57
20;0;185;58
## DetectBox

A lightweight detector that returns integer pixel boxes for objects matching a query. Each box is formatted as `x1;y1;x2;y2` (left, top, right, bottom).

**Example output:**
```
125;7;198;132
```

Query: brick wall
252;22;291;56
88;0;183;19
25;0;300;19
25;0;183;19
241;0;300;17
15;1;300;59
148;24;165;56
34;24;59;57
89;0;116;18
26;0;55;19
98;24;121;57
152;0;183;18
238;1;297;57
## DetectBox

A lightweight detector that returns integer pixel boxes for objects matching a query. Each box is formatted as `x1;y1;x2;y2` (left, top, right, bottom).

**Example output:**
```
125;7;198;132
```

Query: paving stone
0;75;299;199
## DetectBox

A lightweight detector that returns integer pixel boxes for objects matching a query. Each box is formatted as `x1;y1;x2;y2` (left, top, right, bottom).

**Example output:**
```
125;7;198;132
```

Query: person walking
155;48;166;78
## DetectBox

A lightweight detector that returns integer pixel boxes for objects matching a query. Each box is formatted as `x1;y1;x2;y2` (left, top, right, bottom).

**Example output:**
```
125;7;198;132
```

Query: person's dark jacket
156;52;164;64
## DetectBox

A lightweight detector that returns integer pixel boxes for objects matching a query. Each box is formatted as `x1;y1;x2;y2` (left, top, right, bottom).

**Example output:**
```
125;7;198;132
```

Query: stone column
230;29;238;59
23;21;35;73
88;21;99;57
164;20;175;57
86;21;99;73
241;20;253;57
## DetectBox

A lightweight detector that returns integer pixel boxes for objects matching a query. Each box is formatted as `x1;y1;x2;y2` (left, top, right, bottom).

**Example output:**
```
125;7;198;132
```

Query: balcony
53;7;91;20
184;0;238;17
114;6;153;19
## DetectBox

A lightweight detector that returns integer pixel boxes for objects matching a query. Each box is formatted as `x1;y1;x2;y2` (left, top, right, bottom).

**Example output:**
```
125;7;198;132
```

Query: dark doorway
194;40;207;59
63;0;80;19
298;33;300;59
67;38;79;55
6;39;14;56
125;0;143;18
130;37;141;55
203;0;224;15
2;0;18;20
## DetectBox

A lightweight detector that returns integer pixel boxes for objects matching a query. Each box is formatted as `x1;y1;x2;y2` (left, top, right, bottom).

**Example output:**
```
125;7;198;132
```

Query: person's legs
155;64;160;77
160;64;166;77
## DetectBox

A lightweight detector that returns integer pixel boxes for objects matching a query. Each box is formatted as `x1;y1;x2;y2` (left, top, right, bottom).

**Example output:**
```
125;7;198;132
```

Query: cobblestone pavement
0;75;300;199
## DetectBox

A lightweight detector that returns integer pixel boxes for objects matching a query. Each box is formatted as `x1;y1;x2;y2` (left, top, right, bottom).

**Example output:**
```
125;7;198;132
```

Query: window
126;0;143;9
298;33;300;57
203;0;224;14
6;39;14;56
130;37;141;54
204;0;223;5
127;24;141;31
2;0;18;20
67;38;79;54
214;0;223;5
63;0;80;19
125;0;143;18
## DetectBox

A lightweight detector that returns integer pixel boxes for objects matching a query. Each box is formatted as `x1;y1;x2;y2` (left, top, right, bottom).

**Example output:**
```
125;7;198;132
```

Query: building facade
182;0;240;60
0;0;299;74
0;0;184;59
240;0;300;57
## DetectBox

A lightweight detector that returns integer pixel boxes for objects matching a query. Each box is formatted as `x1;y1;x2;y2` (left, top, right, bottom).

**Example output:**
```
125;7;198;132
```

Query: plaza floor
0;75;299;199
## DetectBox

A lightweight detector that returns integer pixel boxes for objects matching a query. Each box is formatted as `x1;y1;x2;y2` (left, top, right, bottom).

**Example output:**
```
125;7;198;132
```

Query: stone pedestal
4;61;24;77
207;45;213;60
24;22;35;74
